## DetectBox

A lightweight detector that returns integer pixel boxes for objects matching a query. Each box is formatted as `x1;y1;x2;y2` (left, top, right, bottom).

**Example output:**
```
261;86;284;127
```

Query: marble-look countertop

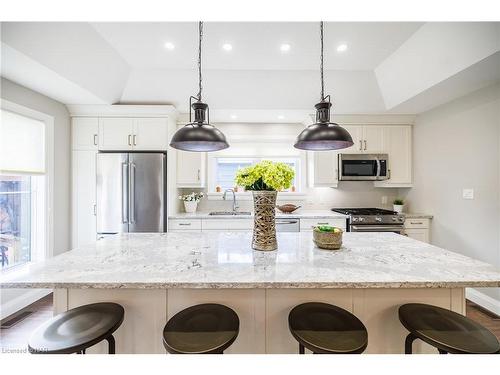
2;232;499;289
403;213;434;219
169;210;348;220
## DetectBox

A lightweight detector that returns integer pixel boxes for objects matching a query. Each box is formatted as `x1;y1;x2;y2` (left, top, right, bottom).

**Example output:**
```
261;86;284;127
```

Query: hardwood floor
1;295;499;353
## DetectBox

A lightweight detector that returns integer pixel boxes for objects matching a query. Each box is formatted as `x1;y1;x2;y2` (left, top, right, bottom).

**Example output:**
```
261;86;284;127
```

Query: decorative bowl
313;226;343;250
276;204;301;213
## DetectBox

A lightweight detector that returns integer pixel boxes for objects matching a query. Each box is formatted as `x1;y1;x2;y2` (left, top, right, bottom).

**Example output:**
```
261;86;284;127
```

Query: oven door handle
351;225;404;232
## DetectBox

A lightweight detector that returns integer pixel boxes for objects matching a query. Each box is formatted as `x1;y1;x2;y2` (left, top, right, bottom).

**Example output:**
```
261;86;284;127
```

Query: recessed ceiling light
336;43;348;52
280;43;291;52
278;115;285;120
230;114;237;120
164;42;175;50
222;43;233;51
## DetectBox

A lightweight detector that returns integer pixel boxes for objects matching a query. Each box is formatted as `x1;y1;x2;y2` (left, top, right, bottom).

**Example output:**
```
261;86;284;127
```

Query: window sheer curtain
0;109;46;175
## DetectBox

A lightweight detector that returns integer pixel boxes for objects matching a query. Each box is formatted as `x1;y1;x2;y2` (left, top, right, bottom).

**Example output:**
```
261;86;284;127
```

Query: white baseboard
466;288;500;316
0;289;52;320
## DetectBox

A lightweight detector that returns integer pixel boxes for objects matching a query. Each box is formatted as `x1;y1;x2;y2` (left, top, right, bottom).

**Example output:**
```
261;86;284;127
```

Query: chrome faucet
223;188;238;212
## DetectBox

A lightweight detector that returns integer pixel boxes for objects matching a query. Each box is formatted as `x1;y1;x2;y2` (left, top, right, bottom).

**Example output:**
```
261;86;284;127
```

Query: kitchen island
2;232;500;354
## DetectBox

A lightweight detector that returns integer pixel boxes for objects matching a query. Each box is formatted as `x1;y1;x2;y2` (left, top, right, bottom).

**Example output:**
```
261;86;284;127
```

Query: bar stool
288;302;368;354
28;302;124;354
399;303;500;354
163;303;239;354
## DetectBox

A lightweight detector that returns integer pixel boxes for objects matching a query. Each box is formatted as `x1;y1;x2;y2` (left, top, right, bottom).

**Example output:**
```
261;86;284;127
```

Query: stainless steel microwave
338;153;389;181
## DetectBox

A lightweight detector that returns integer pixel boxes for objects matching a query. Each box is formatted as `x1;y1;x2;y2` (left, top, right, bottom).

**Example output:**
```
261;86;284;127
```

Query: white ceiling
90;22;422;71
1;22;499;119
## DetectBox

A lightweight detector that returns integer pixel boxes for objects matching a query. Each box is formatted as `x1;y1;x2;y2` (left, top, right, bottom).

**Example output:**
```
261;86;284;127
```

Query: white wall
401;83;500;302
1;77;71;318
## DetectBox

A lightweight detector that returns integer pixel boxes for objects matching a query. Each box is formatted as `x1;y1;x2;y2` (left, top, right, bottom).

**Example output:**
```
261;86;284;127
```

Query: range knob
375;217;382;222
358;217;365;222
352;217;358;222
392;217;397;221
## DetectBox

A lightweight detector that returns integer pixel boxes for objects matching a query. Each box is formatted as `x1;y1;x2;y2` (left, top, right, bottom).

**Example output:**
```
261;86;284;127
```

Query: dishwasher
275;218;300;232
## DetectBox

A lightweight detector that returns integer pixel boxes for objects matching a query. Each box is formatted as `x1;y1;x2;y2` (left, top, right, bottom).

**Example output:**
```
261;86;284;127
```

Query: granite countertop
2;232;499;289
169;210;348;220
403;213;434;219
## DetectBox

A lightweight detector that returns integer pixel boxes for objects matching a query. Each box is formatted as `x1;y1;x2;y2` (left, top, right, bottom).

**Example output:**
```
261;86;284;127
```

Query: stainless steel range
331;208;405;234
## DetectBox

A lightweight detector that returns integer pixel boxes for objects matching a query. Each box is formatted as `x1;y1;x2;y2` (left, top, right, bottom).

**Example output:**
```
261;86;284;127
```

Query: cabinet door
176;151;205;187
72;150;97;247
98;118;134;151
72;117;98;150
405;229;429;243
133;118;169;151
313;151;339;187
384;126;412;184
362;126;385;153
341;125;363;153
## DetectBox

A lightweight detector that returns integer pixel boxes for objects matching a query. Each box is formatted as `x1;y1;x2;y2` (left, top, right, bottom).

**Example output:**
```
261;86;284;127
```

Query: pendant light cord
197;21;203;101
320;21;325;101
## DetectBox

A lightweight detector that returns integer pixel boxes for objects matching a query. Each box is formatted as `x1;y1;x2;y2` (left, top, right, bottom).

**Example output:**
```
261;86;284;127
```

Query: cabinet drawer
168;219;202;231
404;218;430;229
202;219;253;231
300;218;346;231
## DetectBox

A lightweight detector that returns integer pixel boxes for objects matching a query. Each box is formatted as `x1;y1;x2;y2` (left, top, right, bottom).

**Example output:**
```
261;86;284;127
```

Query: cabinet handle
93;204;97;216
93;134;98;146
197;169;200;181
359;140;362;151
364;140;367;151
133;135;137;146
388;169;391;179
179;223;192;226
410;221;423;225
317;222;329;225
128;134;132;146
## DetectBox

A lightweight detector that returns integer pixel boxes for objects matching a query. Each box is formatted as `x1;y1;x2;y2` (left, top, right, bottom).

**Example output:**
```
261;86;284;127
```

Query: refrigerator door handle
121;162;129;223
129;162;136;224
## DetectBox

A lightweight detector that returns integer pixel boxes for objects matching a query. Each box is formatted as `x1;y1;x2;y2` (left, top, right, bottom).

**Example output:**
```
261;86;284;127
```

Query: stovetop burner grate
331;208;399;215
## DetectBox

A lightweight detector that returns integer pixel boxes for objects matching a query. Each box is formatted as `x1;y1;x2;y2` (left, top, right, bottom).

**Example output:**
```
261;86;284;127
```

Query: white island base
53;287;465;354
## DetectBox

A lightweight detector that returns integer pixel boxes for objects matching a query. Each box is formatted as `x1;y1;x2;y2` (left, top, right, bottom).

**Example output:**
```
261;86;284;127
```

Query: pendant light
170;22;229;152
294;22;353;151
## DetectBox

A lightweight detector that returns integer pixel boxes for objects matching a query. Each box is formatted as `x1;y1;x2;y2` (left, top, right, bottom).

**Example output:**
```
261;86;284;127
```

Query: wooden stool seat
163;303;239;354
288;302;368;354
28;302;124;354
399;303;500;354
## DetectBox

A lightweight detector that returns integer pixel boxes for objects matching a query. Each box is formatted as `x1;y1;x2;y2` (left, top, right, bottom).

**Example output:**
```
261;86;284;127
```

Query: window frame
0;99;54;270
207;150;307;201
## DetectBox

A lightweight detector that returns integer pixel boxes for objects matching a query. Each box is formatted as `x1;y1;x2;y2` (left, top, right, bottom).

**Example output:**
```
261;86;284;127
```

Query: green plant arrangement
235;160;295;191
235;161;295;251
393;198;404;205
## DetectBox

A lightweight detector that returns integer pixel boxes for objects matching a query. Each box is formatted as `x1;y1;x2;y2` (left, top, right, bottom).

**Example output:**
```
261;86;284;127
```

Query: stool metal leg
299;343;305;354
405;333;417;354
106;335;116;354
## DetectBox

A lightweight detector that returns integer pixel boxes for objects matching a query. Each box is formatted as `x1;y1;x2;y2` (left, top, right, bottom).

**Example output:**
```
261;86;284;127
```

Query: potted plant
393;198;404;213
179;192;204;213
235;160;294;251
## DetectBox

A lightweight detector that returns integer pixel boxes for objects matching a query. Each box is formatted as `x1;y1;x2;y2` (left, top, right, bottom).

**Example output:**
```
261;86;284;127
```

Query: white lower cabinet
202;219;253;231
168;219;202;232
404;218;431;243
72;150;97;247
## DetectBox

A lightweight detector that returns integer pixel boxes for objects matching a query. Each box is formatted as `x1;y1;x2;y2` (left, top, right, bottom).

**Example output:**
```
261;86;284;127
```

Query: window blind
0;109;45;175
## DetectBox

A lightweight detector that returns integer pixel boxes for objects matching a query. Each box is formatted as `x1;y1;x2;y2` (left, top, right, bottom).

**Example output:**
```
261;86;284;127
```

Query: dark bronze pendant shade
294;22;353;151
170;98;229;152
170;22;229;152
294;97;353;150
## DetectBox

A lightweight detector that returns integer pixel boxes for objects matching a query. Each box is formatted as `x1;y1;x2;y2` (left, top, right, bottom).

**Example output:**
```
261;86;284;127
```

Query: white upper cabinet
375;125;412;187
72;117;98;150
313;151;339;187
98;118;135;151
362;125;386;153
176;151;206;187
341;125;364;153
133;118;169;150
98;117;170;151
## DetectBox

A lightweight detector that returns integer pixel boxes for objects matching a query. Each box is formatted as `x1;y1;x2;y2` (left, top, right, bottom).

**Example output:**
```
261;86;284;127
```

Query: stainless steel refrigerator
96;153;167;234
